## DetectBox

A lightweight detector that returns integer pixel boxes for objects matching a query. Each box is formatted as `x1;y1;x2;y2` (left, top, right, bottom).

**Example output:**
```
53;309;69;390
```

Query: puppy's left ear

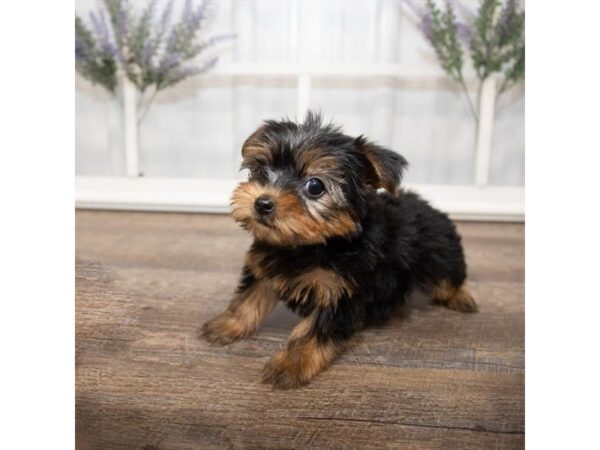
355;136;408;195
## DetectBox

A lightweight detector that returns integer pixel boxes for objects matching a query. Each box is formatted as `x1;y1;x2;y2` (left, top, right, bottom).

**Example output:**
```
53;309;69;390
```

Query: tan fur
245;245;353;309
241;125;270;161
201;280;278;344
245;249;268;279
299;148;341;176
288;313;316;341
272;268;353;309
231;181;359;247
262;313;340;389
430;279;478;312
230;182;276;226
241;145;271;162
364;151;398;195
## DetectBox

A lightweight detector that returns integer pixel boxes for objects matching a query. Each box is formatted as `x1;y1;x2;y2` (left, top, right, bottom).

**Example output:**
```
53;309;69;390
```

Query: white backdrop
75;0;524;218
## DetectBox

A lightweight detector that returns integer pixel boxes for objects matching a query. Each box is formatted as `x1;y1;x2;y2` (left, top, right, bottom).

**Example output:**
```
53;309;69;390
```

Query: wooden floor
76;210;524;450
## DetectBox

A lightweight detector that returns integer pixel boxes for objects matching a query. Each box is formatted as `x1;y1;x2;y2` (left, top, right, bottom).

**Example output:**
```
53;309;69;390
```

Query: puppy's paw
262;351;309;390
432;282;478;313
199;312;244;345
446;291;478;313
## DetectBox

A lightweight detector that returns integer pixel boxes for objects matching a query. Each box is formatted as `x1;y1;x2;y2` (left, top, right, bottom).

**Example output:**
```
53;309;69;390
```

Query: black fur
202;112;475;388
247;188;468;343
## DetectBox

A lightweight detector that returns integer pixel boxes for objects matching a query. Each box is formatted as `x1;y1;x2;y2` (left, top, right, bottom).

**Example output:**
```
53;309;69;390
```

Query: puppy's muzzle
254;195;276;216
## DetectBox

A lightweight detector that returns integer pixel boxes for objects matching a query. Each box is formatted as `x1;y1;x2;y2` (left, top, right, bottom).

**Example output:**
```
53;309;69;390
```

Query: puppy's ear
355;136;408;195
241;125;269;160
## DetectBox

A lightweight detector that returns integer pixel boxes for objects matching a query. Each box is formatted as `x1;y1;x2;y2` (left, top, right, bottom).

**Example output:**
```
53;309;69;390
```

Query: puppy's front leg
200;266;278;345
262;312;336;389
262;301;363;389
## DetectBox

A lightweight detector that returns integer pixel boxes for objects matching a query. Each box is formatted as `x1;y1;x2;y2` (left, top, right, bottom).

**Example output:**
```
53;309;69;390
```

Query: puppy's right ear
355;136;408;195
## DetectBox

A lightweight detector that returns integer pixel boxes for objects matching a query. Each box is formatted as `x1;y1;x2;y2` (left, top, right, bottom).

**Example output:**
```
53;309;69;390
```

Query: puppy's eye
304;178;326;198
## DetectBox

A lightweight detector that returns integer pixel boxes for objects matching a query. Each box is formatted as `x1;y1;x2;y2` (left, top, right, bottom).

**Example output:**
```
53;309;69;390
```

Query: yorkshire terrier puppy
201;112;477;389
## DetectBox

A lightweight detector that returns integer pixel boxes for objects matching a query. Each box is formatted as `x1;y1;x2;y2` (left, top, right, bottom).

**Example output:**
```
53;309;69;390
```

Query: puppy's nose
254;195;275;215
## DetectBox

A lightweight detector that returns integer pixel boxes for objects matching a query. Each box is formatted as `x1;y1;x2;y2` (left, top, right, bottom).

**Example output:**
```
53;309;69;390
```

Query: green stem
137;88;159;125
494;78;508;109
457;76;479;124
497;76;511;97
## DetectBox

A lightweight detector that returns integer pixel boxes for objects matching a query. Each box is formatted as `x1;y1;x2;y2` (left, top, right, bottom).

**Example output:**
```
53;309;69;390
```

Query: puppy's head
231;112;407;247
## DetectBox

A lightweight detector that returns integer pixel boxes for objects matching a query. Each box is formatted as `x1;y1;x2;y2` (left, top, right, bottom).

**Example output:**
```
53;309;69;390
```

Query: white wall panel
75;86;125;176
75;0;524;190
139;80;235;178
490;86;525;186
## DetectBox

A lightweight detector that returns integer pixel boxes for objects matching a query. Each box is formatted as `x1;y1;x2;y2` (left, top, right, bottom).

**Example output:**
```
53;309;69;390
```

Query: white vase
474;76;498;187
120;75;140;178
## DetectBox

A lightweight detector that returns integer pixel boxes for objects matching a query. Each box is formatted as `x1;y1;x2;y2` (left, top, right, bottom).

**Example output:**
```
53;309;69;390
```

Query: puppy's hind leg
430;279;478;313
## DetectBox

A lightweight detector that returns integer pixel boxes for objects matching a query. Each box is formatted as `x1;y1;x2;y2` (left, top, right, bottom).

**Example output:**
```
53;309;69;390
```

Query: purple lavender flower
168;64;200;85
403;0;472;46
142;40;154;66
88;11;102;38
117;1;129;42
166;57;217;86
160;52;181;72
76;0;233;101
448;0;476;21
159;0;174;35
496;0;518;43
456;21;471;45
112;4;129;63
402;0;433;41
164;19;179;54
89;10;117;57
174;0;208;48
75;37;86;62
188;0;208;30
420;14;434;42
140;0;173;67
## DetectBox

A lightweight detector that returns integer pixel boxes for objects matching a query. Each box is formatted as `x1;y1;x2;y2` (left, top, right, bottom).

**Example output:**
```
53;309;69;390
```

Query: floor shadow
262;288;435;336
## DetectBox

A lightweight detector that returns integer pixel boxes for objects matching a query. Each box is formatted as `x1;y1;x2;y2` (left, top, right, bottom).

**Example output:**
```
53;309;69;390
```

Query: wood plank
76;211;524;449
75;211;524;282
